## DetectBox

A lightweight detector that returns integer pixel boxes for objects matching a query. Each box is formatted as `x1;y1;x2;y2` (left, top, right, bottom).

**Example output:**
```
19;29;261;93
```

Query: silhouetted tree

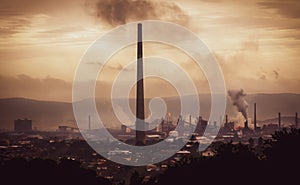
130;171;143;185
262;128;300;183
248;137;254;147
153;128;300;185
0;158;111;185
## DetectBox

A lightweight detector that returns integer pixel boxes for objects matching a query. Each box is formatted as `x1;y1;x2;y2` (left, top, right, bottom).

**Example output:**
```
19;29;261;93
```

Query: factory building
14;118;32;132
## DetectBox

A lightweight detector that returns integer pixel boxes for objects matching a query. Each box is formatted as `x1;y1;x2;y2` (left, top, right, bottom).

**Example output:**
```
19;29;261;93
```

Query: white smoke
228;89;248;120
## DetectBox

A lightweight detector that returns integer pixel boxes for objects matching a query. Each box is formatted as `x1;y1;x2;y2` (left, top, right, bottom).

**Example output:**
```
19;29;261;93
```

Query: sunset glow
1;0;300;101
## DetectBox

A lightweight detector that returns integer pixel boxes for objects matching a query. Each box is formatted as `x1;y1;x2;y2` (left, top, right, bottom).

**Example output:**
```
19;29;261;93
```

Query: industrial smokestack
278;112;281;128
296;112;298;128
88;114;91;130
225;114;228;125
254;103;257;130
136;23;146;145
244;120;249;129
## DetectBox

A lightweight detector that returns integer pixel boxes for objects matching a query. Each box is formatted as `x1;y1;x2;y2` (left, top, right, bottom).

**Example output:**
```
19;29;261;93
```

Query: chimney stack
88;114;91;130
244;120;248;129
296;112;298;128
225;114;228;125
254;103;257;130
278;112;281;128
136;23;146;145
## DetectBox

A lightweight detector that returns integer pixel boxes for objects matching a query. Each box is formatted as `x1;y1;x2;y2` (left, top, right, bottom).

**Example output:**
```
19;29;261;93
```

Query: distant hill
0;98;74;131
245;93;300;121
0;93;299;130
259;116;297;126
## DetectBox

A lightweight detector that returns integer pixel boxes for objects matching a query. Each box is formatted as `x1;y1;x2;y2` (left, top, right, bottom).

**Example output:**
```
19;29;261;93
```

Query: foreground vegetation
1;128;299;185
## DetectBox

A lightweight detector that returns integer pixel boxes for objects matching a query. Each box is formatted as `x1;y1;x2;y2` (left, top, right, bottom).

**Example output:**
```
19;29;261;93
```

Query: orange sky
0;0;300;102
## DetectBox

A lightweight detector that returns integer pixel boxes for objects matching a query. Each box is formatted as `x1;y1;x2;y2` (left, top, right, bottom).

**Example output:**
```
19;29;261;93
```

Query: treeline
0;158;111;185
146;128;300;185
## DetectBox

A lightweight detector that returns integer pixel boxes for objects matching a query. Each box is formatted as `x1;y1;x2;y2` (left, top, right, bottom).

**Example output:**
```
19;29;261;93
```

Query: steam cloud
86;0;189;26
228;89;248;120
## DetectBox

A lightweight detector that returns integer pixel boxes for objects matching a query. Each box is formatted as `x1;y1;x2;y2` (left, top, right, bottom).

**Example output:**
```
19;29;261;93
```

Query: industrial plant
112;23;299;148
0;23;299;185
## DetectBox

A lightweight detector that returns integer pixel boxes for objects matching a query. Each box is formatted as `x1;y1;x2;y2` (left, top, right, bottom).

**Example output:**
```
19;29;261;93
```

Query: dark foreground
1;128;299;185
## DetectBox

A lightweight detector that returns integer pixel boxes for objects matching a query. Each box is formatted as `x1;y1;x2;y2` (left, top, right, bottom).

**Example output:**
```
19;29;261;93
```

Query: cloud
0;0;81;17
212;37;299;93
85;0;190;27
86;62;134;73
258;0;300;18
215;39;261;77
260;74;266;80
0;74;72;101
240;39;259;52
0;17;31;37
207;0;300;35
258;70;281;81
0;74;124;102
273;70;279;79
0;0;92;41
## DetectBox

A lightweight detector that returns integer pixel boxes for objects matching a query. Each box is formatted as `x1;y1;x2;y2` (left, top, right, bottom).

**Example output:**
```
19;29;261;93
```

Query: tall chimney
136;23;145;145
296;112;298;128
225;114;228;125
88;114;91;130
244;120;248;129
278;112;281;128
254;103;257;130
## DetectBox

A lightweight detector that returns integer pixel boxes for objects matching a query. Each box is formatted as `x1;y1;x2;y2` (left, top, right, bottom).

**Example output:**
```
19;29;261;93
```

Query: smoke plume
86;0;189;27
228;89;248;120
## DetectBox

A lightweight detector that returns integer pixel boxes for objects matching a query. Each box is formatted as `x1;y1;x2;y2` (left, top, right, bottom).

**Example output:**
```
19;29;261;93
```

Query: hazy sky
0;0;300;102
